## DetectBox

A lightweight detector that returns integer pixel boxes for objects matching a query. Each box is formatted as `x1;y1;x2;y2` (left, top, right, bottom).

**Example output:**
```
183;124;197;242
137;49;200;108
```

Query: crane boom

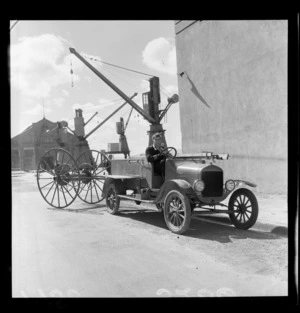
69;47;155;124
84;112;98;126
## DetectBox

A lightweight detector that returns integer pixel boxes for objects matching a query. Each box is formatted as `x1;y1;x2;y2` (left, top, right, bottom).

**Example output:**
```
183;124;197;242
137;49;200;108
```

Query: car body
102;150;259;234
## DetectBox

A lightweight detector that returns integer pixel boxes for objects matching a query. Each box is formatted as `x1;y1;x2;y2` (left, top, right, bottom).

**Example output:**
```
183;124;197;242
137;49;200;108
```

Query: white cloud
142;37;177;75
10;34;82;98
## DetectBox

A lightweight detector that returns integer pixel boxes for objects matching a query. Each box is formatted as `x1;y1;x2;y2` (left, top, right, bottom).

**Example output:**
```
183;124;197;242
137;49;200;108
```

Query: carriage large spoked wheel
76;150;111;204
163;190;191;234
37;148;81;208
228;188;259;230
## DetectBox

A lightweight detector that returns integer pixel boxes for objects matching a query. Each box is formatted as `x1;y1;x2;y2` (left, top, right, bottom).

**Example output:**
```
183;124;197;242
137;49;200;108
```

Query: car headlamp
193;179;205;192
225;179;235;192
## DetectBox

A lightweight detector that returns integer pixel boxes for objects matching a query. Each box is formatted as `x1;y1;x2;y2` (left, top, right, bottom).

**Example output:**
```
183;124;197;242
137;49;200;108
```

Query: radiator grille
202;171;223;197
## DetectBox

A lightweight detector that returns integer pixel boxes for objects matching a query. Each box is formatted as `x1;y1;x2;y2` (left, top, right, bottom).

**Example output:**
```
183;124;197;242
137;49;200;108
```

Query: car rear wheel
228;188;259;230
106;183;120;215
163;190;191;234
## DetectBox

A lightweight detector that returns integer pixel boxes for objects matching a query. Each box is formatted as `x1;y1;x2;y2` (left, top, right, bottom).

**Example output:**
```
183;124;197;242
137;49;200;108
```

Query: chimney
74;109;85;137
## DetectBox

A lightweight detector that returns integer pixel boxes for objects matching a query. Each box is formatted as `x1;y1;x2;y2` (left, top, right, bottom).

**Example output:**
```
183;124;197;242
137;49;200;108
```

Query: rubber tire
106;184;120;215
163;190;191;234
228;188;259;230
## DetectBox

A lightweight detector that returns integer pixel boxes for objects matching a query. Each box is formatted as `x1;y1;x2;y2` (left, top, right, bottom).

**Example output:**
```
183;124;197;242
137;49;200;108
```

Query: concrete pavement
12;171;288;297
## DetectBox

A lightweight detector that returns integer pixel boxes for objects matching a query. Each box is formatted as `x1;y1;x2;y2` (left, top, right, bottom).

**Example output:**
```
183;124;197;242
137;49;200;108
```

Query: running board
194;209;234;215
118;195;155;204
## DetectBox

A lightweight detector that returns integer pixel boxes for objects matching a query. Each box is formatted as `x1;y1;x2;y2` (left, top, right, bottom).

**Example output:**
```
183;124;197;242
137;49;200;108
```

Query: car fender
233;180;257;188
228;187;258;205
154;179;195;203
221;180;257;200
101;177;126;198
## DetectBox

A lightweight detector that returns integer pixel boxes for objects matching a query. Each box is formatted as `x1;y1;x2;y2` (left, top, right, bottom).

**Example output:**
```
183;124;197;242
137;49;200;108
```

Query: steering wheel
159;147;177;159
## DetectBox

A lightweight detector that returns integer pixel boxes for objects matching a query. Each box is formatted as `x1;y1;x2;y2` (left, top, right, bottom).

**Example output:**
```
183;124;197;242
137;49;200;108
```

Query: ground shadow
115;206;282;244
46;203;282;243
46;202;107;213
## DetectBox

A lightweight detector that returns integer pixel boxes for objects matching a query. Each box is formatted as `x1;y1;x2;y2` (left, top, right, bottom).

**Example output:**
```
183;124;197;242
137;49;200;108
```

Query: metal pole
83;93;137;140
84;112;98;126
158;94;179;122
69;47;155;124
124;107;134;132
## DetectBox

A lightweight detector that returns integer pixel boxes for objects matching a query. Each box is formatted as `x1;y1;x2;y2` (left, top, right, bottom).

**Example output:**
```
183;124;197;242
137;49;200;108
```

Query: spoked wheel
106;183;120;215
76;150;111;204
37;148;81;208
228;188;259;230
163;190;191;234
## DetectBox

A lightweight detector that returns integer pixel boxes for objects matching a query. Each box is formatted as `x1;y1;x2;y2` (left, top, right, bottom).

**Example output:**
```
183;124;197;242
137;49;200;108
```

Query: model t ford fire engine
102;149;258;235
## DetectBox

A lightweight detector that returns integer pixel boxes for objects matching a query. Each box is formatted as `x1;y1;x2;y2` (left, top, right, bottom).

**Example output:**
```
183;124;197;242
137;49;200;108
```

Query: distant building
175;20;287;193
11;117;84;171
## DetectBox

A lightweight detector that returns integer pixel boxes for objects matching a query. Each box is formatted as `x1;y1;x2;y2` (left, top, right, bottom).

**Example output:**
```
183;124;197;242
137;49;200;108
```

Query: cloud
10;34;82;98
142;37;177;75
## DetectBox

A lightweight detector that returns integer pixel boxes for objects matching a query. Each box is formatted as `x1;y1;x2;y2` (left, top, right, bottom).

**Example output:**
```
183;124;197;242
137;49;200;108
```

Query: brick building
11;117;82;171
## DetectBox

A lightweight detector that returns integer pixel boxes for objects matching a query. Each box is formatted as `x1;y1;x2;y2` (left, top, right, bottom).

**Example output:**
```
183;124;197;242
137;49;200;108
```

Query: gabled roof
11;117;57;141
11;117;78;144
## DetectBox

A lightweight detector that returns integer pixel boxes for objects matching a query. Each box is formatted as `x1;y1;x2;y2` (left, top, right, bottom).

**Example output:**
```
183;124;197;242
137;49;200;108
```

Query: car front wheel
228;188;259;230
163;190;191;234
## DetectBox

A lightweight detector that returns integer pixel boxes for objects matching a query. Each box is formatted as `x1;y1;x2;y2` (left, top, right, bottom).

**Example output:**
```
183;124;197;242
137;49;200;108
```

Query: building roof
12;117;56;140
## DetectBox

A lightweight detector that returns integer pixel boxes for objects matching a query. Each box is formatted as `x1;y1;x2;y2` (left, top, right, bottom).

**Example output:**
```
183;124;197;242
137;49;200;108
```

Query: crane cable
100;63;139;92
82;54;154;77
76;52;174;98
83;53;173;99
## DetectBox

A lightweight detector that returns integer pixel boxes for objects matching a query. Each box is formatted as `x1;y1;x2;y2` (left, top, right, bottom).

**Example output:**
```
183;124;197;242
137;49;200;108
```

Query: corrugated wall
175;20;287;193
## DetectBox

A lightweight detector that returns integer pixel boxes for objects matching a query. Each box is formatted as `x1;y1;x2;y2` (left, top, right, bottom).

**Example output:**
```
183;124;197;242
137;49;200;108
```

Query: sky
10;20;182;156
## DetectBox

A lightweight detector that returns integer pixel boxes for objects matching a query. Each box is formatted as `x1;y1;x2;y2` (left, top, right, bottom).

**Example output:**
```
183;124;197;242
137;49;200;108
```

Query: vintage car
102;147;259;235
